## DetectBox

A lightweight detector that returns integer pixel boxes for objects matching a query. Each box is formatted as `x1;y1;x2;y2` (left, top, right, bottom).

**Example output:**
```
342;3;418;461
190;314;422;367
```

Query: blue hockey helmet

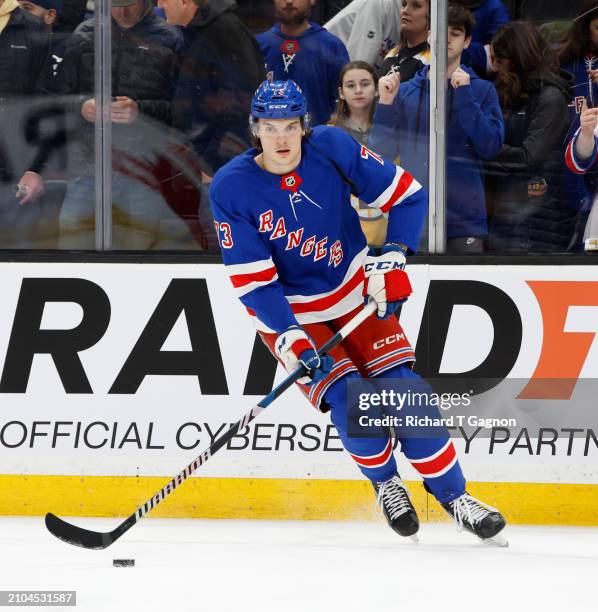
250;80;308;120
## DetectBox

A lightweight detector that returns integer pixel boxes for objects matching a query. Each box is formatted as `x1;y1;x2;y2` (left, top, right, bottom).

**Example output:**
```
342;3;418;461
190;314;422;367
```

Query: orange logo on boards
518;281;598;400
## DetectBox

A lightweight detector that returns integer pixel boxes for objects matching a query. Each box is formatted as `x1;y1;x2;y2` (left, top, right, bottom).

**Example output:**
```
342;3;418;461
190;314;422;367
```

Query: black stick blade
45;513;116;550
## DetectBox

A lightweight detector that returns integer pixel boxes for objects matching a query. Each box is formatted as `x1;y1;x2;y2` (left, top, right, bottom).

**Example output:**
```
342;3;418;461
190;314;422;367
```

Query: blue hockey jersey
256;23;350;126
210;126;426;334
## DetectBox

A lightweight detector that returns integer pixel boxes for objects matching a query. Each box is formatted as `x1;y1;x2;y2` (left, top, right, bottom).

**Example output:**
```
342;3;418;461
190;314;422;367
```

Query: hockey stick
45;300;377;549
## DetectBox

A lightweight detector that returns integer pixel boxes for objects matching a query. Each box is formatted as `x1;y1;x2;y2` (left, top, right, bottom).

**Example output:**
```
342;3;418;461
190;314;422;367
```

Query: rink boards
0;262;597;525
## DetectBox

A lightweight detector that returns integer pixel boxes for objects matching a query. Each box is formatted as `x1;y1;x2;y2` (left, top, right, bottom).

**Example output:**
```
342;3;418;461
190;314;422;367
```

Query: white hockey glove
363;246;412;319
275;326;334;386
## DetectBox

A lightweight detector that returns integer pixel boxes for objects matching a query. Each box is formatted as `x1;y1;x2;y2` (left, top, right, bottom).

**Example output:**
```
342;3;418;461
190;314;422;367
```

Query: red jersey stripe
410;442;456;476
350;439;393;467
565;138;587;175
380;172;414;214
290;267;365;315
230;266;277;288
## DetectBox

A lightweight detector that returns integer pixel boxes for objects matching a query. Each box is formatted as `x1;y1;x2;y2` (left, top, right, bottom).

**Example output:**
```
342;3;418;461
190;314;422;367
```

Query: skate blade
409;534;419;544
481;534;509;548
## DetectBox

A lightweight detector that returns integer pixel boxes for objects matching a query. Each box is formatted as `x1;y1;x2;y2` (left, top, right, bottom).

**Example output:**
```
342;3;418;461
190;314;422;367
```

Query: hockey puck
113;559;135;567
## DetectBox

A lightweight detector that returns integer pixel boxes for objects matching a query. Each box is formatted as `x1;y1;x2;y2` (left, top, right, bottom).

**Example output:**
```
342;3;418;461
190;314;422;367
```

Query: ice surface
0;516;596;612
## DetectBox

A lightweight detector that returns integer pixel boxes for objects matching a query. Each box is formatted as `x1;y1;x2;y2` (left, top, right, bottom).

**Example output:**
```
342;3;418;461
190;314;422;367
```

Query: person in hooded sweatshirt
370;4;504;253
257;0;350;126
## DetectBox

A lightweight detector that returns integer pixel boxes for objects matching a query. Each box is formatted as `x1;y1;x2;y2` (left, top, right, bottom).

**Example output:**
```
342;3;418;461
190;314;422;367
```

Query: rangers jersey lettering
210;125;426;334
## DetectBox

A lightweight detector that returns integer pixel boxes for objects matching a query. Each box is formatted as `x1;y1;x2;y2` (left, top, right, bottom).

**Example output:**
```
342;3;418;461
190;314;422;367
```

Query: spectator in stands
565;99;598;251
19;0;60;28
0;0;50;246
453;0;510;77
257;0;350;125
370;4;504;253
485;21;576;252
329;60;388;247
559;0;598;109
324;0;402;71
330;60;378;143
56;0;195;249
557;0;598;245
14;0;66;206
378;0;430;82
163;0;265;177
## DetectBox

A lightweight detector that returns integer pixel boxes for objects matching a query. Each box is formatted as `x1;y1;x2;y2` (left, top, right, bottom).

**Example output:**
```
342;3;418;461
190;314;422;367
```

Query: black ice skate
373;474;419;542
441;493;508;547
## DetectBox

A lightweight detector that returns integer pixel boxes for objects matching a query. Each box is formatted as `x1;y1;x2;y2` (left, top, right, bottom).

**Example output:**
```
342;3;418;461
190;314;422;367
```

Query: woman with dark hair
484;21;576;252
378;0;430;82
329;61;387;246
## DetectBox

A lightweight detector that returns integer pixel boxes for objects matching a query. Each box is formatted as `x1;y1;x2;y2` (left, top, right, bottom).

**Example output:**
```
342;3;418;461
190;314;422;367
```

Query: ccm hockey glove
363;246;412;319
275;326;334;385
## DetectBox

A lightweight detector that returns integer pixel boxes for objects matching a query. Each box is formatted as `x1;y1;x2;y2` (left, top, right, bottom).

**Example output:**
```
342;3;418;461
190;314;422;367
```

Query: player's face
447;27;470;64
111;0;146;29
400;0;428;37
257;118;303;174
274;0;315;25
590;19;598;50
339;69;377;114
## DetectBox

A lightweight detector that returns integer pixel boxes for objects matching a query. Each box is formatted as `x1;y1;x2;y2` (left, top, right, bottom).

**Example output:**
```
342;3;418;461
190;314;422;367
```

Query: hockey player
210;79;507;543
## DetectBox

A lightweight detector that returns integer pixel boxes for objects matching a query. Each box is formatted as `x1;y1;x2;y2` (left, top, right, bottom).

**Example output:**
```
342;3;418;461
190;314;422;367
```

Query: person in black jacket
161;0;265;176
0;0;50;246
484;21;576;252
14;0;68;209
55;0;195;249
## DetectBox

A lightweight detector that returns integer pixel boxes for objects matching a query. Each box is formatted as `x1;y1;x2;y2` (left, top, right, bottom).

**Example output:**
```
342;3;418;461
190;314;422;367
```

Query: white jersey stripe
395;176;422;206
285;247;368;304
235;274;280;298
226;258;275;276
368;166;402;209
